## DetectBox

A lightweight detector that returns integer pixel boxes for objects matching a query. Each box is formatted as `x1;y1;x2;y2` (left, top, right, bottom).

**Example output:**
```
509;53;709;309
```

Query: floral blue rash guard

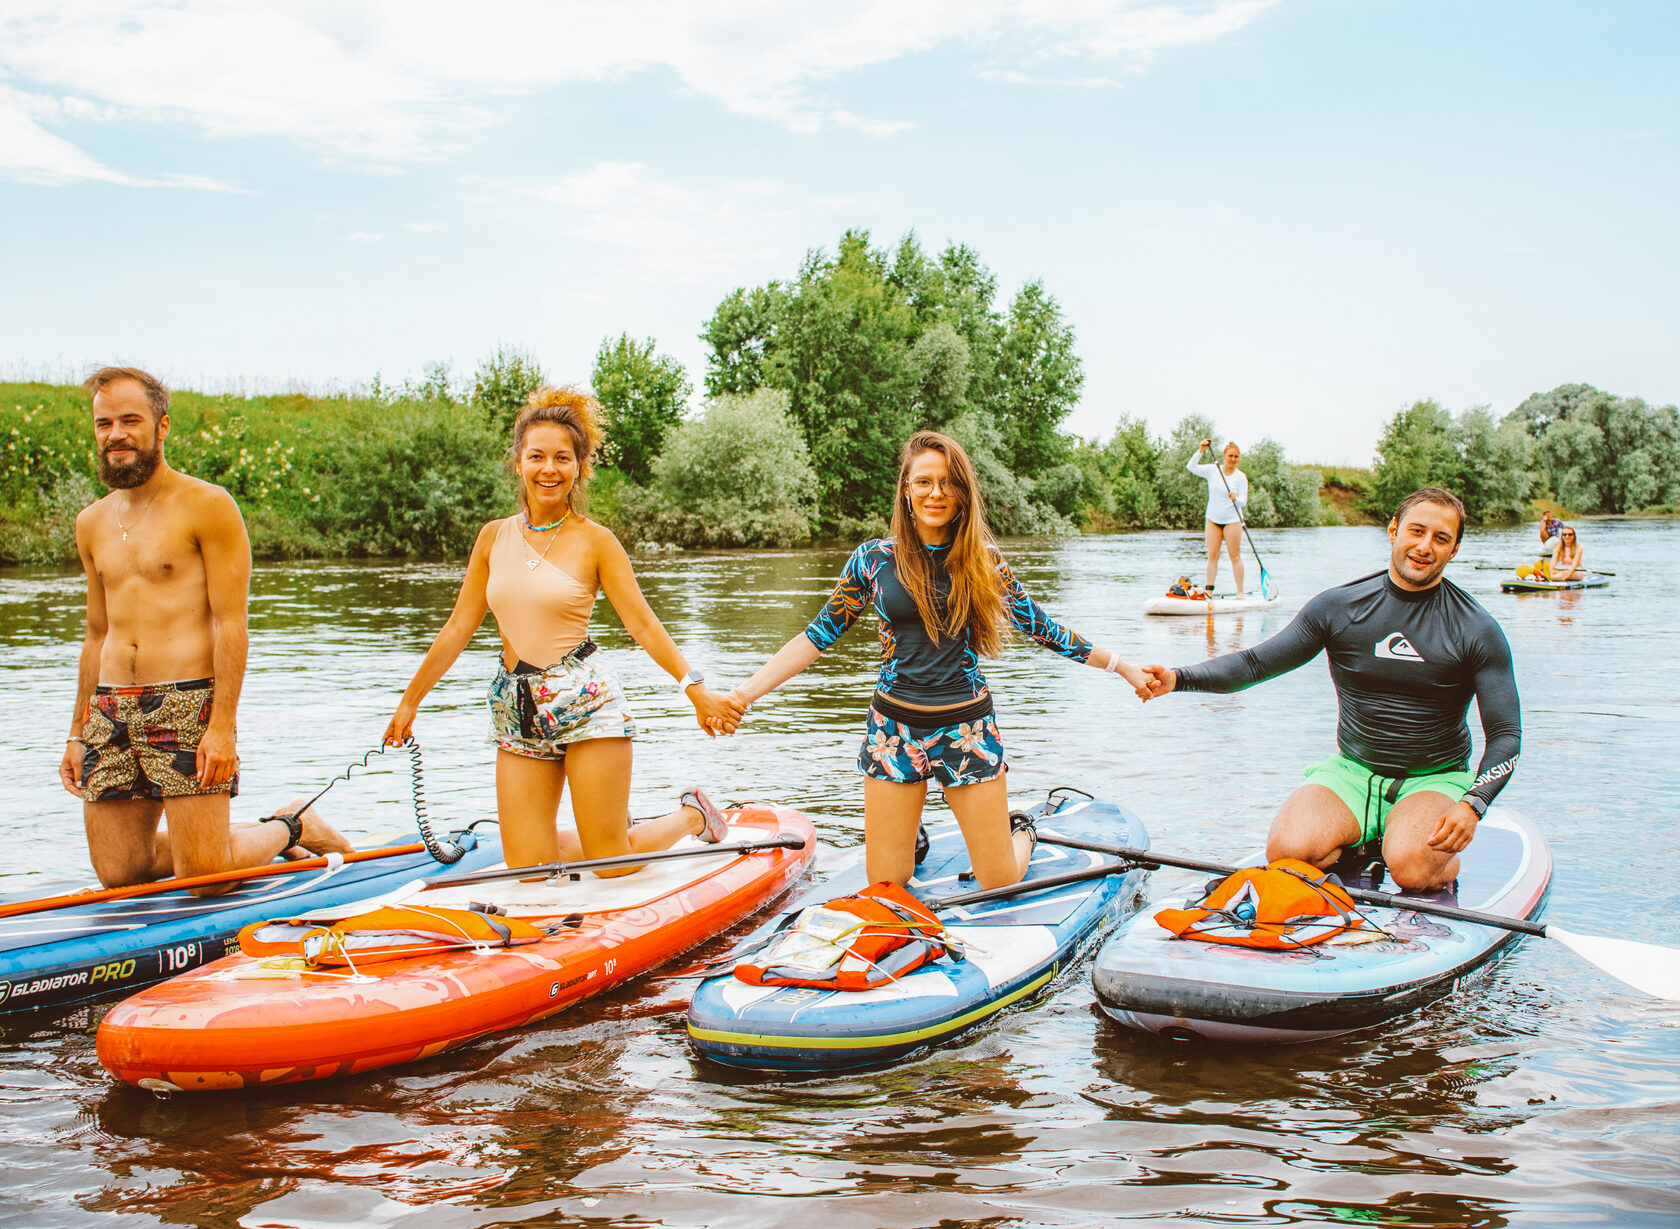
803;538;1093;706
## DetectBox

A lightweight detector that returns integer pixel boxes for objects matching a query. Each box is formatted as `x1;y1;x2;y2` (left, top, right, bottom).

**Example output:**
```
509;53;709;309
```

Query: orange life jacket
734;881;959;991
1153;859;1368;950
237;905;548;967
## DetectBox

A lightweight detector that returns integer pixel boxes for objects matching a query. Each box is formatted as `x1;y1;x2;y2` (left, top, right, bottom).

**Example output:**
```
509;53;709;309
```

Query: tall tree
591;334;692;483
994;281;1083;475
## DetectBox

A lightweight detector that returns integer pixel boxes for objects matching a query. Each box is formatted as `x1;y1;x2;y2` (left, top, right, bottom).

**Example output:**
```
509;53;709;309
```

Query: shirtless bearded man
57;367;350;891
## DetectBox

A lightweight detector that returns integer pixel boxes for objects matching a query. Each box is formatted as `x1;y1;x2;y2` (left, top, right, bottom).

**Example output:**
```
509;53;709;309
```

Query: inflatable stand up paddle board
1091;808;1550;1043
97;806;813;1090
0;829;500;1026
1144;593;1281;615
687;789;1150;1073
1499;572;1608;593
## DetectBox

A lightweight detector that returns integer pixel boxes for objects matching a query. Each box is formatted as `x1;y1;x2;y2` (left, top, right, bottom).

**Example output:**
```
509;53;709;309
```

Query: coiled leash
271;737;470;865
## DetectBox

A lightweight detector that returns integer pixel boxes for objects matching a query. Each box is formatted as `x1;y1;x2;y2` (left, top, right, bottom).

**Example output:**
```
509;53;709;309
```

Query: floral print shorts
857;704;1006;788
487;646;636;761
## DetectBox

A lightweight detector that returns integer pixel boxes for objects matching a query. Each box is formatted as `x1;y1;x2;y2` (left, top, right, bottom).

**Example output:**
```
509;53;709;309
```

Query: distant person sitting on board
1517;524;1584;582
383;387;743;875
722;430;1150;891
1539;511;1564;554
1137;487;1520;892
1188;438;1249;597
59;367;353;893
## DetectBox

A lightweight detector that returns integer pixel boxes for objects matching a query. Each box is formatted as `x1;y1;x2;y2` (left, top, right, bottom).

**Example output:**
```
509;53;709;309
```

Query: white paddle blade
1548;925;1680;1000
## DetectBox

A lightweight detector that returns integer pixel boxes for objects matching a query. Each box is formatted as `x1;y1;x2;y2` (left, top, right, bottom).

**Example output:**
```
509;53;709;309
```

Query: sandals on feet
682;787;729;843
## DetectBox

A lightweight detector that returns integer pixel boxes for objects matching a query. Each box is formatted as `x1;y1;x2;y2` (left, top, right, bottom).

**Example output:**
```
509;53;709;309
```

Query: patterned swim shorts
79;678;239;802
857;694;1006;788
487;642;637;761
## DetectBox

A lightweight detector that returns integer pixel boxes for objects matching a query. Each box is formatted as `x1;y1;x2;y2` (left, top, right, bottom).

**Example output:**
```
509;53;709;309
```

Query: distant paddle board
1143;593;1280;616
1499;573;1608;593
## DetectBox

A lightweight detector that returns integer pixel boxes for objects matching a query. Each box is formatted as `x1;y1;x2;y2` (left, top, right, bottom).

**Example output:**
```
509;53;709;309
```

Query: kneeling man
58;366;350;892
1140;487;1520;891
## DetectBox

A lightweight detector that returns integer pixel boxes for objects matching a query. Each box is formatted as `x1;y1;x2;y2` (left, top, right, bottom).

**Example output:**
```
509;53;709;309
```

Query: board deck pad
1499;572;1609;592
686;793;1150;1073
1090;809;1551;1044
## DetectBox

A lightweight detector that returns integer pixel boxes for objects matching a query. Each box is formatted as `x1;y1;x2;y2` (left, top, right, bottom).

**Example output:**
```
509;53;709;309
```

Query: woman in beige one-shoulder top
383;387;742;874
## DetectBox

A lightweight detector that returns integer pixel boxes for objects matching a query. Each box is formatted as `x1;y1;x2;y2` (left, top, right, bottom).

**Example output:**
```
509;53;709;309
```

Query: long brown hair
509;386;605;511
889;431;1007;657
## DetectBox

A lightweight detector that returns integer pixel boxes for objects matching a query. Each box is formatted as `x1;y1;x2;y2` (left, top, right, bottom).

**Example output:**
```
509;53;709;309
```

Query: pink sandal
682;788;728;843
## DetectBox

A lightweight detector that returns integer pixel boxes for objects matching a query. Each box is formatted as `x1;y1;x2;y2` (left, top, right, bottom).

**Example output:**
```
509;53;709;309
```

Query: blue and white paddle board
1091;808;1551;1044
0;829;501;1025
687;791;1150;1072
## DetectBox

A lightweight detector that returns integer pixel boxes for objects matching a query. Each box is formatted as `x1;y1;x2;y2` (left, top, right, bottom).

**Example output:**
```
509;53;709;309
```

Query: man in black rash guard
1139;487;1520;891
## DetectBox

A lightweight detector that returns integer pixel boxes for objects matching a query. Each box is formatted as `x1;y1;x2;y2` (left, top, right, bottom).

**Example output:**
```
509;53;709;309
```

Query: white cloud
0;83;242;188
0;1;1276;184
534;161;796;283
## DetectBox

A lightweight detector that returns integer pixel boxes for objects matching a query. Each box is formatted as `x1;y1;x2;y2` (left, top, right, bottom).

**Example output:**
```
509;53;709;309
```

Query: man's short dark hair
1392;486;1467;543
84;366;170;421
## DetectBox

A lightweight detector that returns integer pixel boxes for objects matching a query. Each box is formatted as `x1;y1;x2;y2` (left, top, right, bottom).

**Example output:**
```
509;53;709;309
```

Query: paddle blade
1548;925;1680;1000
1260;566;1278;601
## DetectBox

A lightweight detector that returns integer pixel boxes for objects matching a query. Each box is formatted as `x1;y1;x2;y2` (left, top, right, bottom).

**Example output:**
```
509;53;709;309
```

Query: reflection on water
2;521;1678;1226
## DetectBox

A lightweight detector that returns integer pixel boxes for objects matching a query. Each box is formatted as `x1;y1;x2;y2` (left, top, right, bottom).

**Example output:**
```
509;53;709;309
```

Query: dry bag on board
734;880;960;991
1154;859;1369;950
238;905;548;968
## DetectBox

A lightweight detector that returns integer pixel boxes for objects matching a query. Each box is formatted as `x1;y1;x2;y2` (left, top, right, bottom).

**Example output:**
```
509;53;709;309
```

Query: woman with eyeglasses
1518;524;1584;583
722;430;1148;890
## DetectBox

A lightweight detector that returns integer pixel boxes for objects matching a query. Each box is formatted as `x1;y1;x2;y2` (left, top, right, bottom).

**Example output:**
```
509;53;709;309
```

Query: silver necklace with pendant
522;511;569;570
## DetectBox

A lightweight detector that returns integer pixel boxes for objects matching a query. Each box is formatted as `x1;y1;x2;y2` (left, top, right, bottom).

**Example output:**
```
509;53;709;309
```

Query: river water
0;521;1676;1227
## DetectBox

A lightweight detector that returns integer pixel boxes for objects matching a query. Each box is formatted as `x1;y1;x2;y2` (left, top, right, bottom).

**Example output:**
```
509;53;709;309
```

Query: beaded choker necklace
522;511;570;533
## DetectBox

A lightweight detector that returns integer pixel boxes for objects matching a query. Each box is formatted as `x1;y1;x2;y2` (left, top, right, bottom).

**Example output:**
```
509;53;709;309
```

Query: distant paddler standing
1188;438;1250;596
59;367;352;892
1138;487;1521;892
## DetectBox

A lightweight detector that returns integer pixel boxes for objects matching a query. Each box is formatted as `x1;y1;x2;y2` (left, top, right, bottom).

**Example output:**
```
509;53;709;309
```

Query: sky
2;0;1675;465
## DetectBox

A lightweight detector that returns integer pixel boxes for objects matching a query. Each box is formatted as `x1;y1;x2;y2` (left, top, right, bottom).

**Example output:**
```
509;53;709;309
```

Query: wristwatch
1463;794;1488;817
678;670;705;692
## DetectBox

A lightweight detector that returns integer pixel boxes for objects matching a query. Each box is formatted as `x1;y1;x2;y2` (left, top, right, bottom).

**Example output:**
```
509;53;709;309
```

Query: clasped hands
689;684;750;737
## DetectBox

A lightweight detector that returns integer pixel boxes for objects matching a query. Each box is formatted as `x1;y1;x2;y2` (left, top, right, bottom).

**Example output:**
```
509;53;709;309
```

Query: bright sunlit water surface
1;521;1676;1227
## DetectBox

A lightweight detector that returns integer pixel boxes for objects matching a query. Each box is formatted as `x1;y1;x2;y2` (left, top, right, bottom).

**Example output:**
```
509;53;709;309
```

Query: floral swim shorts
487;641;637;761
79;678;239;802
857;694;1006;788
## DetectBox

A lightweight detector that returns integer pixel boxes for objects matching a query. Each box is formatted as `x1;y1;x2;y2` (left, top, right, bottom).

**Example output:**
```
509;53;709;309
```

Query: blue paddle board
0;828;500;1025
687;790;1150;1072
1090;808;1551;1043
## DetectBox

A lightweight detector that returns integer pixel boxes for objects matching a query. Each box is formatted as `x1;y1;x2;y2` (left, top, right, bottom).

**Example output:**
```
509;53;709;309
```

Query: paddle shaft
931;859;1141;909
422;834;808;888
1207;448;1274;595
1035;833;1547;938
0;843;430;920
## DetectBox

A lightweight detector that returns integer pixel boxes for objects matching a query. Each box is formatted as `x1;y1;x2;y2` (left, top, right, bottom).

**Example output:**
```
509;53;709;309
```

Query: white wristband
1102;654;1121;674
677;670;705;692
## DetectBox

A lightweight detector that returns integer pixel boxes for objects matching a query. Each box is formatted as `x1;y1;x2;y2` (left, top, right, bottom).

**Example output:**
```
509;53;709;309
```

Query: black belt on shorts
870;690;993;728
510;640;598;739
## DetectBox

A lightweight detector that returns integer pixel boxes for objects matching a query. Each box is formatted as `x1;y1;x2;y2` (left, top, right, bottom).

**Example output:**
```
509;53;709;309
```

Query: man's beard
98;441;162;489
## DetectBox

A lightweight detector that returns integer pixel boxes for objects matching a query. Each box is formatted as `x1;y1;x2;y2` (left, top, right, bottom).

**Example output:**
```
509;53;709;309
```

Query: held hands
195;724;238;790
690;684;746;738
1426;801;1480;854
1110;659;1152;697
1137;665;1176;702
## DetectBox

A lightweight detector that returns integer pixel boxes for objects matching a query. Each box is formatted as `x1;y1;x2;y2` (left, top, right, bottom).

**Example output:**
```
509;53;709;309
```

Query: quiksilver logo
1375;633;1424;661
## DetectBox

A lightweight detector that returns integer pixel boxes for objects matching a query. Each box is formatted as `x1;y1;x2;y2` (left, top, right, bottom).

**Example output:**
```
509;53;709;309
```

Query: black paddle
929;860;1143;909
422;833;808;889
1034;833;1679;1000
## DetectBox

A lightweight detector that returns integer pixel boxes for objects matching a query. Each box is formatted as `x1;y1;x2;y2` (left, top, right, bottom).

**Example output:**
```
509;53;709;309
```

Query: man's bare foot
272;799;356;859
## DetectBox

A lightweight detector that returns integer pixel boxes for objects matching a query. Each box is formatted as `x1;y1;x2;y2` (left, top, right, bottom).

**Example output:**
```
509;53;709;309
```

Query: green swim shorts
1301;753;1473;844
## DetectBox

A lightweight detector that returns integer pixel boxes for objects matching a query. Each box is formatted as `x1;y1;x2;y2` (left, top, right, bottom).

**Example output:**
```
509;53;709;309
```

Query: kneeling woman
727;431;1148;890
384;388;739;872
